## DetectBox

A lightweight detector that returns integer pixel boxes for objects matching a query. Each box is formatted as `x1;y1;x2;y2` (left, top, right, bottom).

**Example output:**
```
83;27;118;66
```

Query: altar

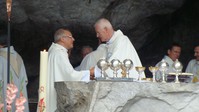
55;81;199;112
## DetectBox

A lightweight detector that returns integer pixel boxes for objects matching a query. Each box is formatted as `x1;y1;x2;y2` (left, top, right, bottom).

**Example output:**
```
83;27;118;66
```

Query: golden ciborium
149;66;159;82
135;66;145;82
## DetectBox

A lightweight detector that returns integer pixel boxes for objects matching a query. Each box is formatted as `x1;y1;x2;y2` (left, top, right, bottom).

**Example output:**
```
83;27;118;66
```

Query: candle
38;50;48;112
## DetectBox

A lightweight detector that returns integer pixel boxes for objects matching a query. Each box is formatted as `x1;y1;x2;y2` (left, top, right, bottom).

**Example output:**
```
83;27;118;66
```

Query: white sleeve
94;65;102;78
185;61;192;73
81;70;90;82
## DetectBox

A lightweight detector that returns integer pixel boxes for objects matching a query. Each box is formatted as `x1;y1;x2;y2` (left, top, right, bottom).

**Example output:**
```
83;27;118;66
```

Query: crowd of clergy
0;18;199;112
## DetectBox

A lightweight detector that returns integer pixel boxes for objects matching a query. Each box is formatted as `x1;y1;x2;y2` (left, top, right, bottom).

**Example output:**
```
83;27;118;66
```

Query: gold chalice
149;66;159;82
135;66;145;82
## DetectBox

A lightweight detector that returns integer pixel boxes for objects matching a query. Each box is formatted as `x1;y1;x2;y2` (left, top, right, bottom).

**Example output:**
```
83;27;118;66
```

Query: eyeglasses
63;35;74;40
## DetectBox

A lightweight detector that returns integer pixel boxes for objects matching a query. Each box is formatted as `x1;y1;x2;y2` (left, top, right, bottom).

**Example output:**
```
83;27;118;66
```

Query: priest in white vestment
46;28;99;112
93;18;145;79
0;35;29;112
185;45;199;82
155;43;182;81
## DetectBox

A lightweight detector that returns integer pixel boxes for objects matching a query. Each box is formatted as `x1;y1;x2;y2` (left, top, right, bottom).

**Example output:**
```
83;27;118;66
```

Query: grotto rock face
55;81;199;112
1;0;199;101
0;0;187;75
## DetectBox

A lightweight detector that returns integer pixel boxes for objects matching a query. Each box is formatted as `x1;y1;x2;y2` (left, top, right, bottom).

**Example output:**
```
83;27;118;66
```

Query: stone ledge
55;81;199;112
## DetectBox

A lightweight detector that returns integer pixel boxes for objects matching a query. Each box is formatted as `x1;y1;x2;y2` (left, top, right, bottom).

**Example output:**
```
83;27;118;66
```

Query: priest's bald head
94;18;114;42
54;28;75;50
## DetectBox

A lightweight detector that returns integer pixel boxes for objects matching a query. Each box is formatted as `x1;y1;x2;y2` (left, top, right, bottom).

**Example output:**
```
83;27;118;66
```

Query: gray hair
54;28;69;42
94;18;113;30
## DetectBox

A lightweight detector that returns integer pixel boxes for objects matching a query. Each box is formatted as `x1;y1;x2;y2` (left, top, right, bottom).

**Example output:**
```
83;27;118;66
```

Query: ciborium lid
97;59;109;71
123;59;133;69
110;59;121;70
158;59;169;71
172;59;183;72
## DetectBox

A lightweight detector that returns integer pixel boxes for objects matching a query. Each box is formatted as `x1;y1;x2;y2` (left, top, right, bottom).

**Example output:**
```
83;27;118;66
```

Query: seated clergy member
185;45;199;82
155;42;182;81
93;18;145;79
46;28;100;112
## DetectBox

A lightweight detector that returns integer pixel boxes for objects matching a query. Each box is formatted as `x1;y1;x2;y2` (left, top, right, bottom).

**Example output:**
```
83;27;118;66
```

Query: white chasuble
97;30;145;79
46;43;90;112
